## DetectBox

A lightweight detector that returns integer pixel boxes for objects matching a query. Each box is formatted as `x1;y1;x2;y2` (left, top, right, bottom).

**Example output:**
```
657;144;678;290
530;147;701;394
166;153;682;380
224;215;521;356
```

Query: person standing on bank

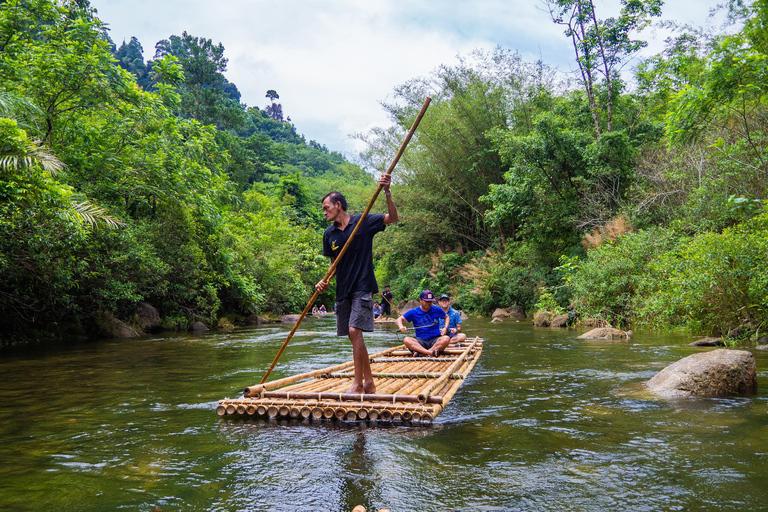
315;174;399;394
380;284;393;319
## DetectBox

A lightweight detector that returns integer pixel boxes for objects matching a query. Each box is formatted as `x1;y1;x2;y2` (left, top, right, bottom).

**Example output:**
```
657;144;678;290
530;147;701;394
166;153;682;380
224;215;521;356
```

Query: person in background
380;284;393;319
312;305;320;315
373;302;382;319
318;304;327;314
315;174;399;394
438;293;467;344
396;290;450;357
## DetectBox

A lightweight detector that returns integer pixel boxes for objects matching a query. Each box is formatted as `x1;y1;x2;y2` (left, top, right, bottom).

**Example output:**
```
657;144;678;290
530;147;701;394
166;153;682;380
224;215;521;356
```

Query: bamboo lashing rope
258;97;432;385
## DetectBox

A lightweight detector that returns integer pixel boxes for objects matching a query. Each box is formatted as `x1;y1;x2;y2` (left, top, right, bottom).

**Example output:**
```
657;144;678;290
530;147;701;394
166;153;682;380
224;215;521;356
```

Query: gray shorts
416;336;440;349
335;291;374;336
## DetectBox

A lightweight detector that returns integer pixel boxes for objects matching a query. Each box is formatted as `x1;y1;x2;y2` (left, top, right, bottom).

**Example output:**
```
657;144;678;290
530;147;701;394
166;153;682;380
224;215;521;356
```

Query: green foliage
637;212;768;335
0;0;374;339
567;227;684;326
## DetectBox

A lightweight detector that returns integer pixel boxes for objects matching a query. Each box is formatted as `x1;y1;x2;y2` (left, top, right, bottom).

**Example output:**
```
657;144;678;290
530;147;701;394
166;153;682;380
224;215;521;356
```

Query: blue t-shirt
446;307;462;330
403;305;446;339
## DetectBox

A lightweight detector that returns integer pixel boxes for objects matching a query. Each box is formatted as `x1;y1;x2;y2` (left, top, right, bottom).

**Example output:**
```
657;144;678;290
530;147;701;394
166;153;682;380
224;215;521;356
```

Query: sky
90;0;732;158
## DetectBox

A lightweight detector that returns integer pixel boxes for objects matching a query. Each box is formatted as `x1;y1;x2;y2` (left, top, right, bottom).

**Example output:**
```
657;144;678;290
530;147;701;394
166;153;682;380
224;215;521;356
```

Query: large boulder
189;321;209;331
459;310;469;321
131;302;162;332
279;314;305;324
550;314;569;328
398;299;420;312
95;311;139;338
577;327;628;339
492;308;509;319
689;337;725;347
506;306;526;320
647;349;757;398
533;311;552;327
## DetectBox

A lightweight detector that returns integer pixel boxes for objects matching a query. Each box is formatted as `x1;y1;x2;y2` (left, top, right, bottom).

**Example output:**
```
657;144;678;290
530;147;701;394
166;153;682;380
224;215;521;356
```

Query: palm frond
69;201;126;229
0;143;65;175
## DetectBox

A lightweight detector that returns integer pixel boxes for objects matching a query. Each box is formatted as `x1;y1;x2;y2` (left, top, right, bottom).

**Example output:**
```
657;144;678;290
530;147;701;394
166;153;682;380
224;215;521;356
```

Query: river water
1;316;767;511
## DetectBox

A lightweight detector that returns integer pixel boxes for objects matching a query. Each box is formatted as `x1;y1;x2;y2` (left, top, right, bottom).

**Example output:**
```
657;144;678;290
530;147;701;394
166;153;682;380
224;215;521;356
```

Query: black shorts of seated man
315;174;398;394
396;290;450;357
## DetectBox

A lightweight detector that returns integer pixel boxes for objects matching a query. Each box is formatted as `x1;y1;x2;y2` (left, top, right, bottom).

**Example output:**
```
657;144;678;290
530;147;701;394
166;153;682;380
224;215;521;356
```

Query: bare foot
363;384;376;394
345;383;365;394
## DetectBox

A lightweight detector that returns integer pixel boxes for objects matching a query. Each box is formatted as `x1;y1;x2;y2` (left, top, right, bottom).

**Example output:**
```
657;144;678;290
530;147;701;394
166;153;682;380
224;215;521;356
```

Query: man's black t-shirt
322;213;386;301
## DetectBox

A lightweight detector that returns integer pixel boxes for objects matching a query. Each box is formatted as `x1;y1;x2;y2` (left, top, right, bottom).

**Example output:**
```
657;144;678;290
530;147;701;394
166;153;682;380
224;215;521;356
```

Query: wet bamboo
230;398;434;416
258;390;443;404
259;97;432;385
430;345;484;418
418;337;480;403
244;345;404;396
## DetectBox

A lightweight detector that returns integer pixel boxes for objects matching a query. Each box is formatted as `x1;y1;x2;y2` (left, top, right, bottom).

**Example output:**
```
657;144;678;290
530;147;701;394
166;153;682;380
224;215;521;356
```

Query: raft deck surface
217;336;483;424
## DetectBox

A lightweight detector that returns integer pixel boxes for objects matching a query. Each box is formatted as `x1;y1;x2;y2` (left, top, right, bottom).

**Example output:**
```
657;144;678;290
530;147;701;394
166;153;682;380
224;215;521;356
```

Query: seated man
312;305;320;315
396;290;450;356
373;302;382;319
318;304;327;314
438;293;467;345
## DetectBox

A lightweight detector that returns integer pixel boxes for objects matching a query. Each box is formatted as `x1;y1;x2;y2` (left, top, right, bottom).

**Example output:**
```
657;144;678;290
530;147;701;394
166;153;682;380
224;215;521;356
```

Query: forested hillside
0;0;376;341
2;0;767;343
364;0;768;340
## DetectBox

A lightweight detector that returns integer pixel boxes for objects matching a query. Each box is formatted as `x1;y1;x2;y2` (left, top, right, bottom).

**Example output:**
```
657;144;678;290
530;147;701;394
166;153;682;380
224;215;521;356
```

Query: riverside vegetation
2;0;768;344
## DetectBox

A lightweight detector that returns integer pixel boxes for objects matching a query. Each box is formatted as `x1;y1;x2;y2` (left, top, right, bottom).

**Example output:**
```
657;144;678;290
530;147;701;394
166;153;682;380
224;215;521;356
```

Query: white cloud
93;0;732;155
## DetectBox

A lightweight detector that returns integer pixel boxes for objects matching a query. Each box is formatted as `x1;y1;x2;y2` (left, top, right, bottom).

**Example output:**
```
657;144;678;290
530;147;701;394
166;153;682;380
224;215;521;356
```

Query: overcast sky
91;0;731;157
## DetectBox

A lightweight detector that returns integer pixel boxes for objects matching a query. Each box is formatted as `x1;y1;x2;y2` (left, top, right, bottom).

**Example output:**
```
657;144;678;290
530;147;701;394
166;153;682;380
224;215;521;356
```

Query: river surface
1;317;767;511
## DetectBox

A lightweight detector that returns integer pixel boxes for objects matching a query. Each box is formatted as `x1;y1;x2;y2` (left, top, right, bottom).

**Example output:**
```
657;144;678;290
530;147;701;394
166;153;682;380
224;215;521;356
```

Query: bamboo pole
418;337;480;403
259;97;432;385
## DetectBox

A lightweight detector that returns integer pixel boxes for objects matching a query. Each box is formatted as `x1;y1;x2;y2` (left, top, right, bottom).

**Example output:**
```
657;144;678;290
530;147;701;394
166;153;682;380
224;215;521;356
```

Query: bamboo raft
217;336;483;424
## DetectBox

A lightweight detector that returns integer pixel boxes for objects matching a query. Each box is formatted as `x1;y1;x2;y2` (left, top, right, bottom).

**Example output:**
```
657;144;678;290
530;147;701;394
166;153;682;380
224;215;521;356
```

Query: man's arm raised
380;174;399;225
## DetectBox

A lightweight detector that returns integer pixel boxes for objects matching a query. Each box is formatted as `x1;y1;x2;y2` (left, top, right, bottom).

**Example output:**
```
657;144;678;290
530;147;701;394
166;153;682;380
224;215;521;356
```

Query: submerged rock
577;327;628;339
647;349;757;398
689;337;725;347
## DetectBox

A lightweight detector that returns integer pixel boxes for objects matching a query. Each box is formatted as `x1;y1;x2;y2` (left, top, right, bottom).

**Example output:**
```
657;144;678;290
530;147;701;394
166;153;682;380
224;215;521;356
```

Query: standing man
380;284;394;319
315;174;398;394
437;294;467;344
396;290;450;357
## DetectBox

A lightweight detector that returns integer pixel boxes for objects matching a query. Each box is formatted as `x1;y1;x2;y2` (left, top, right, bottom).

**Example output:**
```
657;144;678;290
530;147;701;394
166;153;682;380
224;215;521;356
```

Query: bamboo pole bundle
417;337;480;403
430;344;484;419
325;371;464;379
244;345;405;396
258;390;444;404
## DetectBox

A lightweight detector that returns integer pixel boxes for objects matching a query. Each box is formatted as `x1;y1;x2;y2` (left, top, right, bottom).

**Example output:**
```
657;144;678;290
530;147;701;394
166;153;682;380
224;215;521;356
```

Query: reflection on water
1;317;768;511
